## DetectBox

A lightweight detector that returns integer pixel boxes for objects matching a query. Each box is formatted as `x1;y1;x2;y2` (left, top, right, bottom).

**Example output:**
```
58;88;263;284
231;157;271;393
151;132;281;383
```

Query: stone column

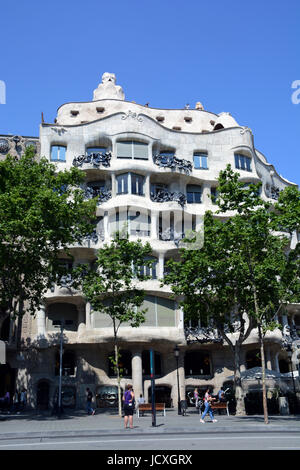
151;210;159;239
103;211;109;240
274;352;280;372
77;304;86;335
111;172;116;198
158;252;164;279
36;305;46;337
145;174;150;199
86;302;92;330
266;347;272;370
132;351;143;398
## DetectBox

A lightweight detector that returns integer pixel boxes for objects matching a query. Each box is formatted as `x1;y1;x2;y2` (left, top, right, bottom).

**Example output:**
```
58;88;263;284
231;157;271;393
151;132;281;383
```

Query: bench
137;403;166;417
211;401;229;416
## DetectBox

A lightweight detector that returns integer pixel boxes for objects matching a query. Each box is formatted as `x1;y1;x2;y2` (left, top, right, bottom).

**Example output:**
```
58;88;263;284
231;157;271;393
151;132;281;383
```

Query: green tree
0;147;97;327
77;231;152;417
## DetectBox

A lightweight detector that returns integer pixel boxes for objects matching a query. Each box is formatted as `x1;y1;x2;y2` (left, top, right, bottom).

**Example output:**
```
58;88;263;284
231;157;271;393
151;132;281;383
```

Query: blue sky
0;0;299;185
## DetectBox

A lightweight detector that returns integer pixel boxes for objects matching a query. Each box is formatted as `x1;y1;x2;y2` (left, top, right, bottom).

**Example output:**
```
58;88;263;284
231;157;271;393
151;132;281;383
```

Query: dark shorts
124;403;134;416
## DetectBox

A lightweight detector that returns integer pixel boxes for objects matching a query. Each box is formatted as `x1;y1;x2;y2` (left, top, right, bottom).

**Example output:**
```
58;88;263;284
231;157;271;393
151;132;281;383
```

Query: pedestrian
217;387;226;402
122;384;135;429
137;393;145;416
13;390;20;412
86;387;95;415
20;389;27;411
193;387;199;408
199;387;217;423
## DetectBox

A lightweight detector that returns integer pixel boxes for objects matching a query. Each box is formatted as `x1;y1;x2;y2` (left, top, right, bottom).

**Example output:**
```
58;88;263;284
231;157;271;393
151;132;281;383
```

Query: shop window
142;351;162;376
108;350;132;377
184;351;211;376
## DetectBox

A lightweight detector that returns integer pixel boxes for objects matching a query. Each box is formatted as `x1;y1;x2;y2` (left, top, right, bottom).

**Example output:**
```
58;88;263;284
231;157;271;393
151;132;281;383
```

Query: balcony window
116;173;144;196
51;145;66;162
86;147;107;156
116;173;129;194
193;153;208;169
116;141;148;160
131;173;144;196
187;184;202;203
138;256;158;279
234;153;252;172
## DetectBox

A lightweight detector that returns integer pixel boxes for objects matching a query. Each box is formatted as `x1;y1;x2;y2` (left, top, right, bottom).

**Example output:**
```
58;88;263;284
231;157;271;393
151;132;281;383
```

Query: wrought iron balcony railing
73;151;112;168
153;154;193;175
150;188;186;208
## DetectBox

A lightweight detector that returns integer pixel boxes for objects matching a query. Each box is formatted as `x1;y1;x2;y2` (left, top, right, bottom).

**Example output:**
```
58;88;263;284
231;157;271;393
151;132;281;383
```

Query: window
116;174;129;194
210;187;218;204
142;351;162;376
86;147;107;156
51;145;66;161
184;351;211;376
193;153;208;169
131;173;144;195
116;173;144;196
116;141;148;159
187;185;202;204
139;256;158;279
234;153;252;172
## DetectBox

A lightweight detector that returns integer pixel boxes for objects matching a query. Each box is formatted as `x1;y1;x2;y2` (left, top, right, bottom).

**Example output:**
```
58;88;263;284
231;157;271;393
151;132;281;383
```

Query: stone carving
150;188;186;208
51;127;67;135
93;72;125;101
153;153;192;175
73;151;112;168
121;110;143;122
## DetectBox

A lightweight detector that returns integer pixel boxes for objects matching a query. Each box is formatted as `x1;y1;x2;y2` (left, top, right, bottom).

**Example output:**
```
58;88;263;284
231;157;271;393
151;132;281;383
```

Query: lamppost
174;345;181;415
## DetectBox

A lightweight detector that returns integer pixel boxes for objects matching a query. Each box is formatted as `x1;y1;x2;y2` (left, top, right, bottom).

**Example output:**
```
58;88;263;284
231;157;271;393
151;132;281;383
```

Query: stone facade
1;73;300;411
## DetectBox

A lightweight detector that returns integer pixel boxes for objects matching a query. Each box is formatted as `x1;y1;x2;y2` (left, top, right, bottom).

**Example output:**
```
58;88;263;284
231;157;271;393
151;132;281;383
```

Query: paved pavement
0;408;299;440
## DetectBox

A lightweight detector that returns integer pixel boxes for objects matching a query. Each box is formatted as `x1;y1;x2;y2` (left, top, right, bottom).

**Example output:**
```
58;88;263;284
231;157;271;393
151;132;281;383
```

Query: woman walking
200;387;217;423
122;384;135;429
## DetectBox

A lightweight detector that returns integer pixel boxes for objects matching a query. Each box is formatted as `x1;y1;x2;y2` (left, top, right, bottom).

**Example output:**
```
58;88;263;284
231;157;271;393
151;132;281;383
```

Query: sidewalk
0;408;300;440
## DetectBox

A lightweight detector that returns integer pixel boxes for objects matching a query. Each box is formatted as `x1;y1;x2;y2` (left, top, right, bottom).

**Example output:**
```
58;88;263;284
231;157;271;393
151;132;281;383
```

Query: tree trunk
258;323;269;424
233;342;246;415
114;340;122;418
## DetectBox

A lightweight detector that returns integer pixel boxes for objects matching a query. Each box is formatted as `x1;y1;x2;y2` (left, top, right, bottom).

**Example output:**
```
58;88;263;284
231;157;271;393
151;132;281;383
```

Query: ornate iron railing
153;154;192;175
150;188;186;208
73;151;112;168
84;186;112;205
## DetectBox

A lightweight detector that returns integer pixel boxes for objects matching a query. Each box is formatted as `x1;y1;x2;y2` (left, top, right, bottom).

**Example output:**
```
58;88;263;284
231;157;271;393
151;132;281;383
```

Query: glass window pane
193;155;200;169
117;141;132;158
157;297;175;327
246;157;251;171
235;154;240;169
117;174;128;194
133;142;148;159
51;146;58;160
201;156;208;169
59;146;66;161
142;295;157;326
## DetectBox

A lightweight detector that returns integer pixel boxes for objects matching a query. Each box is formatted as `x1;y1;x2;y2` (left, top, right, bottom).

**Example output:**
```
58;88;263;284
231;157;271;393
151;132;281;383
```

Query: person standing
122;384;135;429
200;387;217;423
86;387;95;415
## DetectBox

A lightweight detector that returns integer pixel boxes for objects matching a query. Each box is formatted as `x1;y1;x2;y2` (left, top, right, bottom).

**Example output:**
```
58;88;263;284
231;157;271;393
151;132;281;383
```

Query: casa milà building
1;73;299;411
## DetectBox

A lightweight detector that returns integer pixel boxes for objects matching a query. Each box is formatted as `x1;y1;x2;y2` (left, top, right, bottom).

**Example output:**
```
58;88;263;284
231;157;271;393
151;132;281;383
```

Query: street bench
211;401;229;416
137;403;166;417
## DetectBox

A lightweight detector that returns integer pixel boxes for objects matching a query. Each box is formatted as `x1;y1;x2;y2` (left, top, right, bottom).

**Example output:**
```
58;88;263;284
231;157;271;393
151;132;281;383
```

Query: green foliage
0;147;97;317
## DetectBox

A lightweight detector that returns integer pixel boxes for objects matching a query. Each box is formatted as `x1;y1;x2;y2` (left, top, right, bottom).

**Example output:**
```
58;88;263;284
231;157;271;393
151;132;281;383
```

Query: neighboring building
1;73;299;411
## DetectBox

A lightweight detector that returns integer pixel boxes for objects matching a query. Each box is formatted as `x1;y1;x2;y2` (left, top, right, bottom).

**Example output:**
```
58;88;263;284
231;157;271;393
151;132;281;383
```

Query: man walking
86;387;95;415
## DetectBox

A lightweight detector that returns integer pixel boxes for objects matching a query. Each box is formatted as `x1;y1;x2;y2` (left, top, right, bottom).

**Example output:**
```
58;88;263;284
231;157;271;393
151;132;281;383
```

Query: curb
0;425;300;441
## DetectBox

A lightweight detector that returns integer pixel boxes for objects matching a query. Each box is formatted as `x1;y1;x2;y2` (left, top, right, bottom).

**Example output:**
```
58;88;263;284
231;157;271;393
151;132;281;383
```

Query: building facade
1;73;300;411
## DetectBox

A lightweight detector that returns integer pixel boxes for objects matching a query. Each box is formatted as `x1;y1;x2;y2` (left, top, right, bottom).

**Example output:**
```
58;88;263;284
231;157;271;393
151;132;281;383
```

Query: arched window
184;351;211;376
108;350;132;377
234;153;252;172
116;141;148;160
55;350;76;376
246;349;261;369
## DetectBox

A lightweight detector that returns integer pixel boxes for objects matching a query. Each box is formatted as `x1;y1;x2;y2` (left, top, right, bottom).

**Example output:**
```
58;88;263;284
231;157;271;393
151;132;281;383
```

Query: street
0;432;299;450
